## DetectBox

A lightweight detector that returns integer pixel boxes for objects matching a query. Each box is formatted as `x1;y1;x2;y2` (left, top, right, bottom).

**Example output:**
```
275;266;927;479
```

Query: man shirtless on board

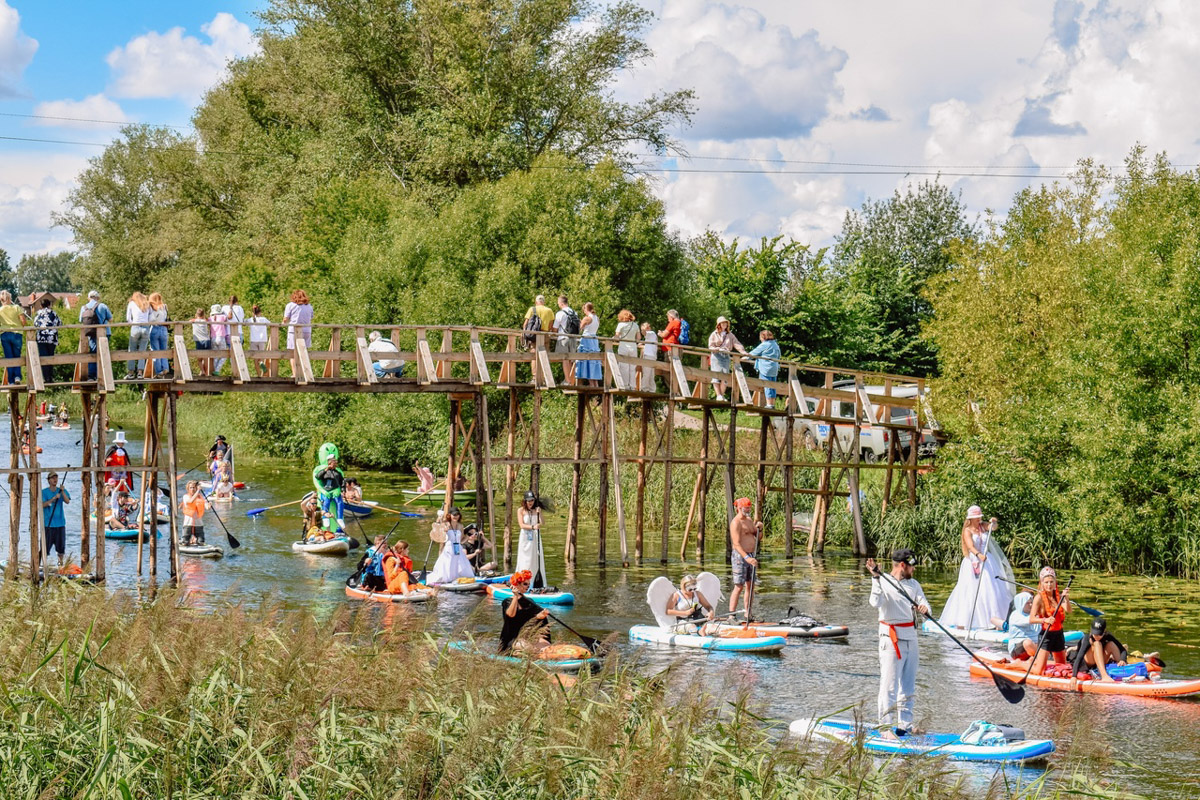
728;497;763;617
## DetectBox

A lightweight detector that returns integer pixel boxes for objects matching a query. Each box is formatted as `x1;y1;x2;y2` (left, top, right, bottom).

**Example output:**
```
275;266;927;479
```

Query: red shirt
660;318;681;350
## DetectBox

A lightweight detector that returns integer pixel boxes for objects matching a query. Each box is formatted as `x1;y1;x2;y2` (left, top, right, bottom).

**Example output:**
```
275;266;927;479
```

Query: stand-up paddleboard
487;584;575;605
345;583;433;604
178;543;223;558
710;621;850;639
446;641;600;673
969;652;1200;698
789;717;1055;763
629;574;785;653
921;620;1082;646
291;535;351;555
424;577;484;592
104;529;161;541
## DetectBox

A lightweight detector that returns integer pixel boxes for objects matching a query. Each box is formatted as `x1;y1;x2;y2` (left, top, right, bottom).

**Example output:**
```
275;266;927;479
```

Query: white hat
368;331;382;342
716;316;729;326
88;290;100;299
210;304;222;314
966;505;983;519
113;431;127;444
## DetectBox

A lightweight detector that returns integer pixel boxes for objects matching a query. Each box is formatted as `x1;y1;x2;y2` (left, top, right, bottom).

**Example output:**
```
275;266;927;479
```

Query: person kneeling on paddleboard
666;574;717;633
499;570;550;655
1004;592;1040;660
382;540;417;594
867;549;930;739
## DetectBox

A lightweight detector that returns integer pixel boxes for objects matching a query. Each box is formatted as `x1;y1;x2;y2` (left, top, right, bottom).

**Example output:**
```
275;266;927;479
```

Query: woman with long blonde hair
124;291;151;379
147;292;169;378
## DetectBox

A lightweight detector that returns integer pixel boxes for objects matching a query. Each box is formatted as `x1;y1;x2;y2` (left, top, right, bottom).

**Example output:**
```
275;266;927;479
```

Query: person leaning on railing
79;290;112;381
33;297;62;384
0;290;28;383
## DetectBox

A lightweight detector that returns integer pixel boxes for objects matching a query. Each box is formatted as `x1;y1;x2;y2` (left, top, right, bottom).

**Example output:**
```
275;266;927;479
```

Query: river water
5;420;1199;794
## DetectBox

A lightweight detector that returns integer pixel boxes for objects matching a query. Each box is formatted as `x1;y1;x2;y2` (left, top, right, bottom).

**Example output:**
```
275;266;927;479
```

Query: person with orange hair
499;570;550;654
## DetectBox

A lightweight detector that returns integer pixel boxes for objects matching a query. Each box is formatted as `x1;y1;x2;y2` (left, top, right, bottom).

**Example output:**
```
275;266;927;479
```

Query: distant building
19;292;81;313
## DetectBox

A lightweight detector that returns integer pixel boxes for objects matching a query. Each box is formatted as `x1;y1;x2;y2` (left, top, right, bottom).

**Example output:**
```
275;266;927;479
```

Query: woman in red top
658;309;681;353
1028;566;1072;675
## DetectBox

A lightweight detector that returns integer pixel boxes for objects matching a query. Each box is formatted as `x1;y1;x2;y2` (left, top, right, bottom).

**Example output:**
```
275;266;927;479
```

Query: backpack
522;310;542;348
562;308;580;336
80;304;99;340
678;319;691;346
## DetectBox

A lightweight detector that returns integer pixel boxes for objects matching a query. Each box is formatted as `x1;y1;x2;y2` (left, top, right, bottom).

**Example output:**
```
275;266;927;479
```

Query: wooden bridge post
755;415;768;524
477;391;498;567
660;397;674;564
849;382;866;556
503;388;517;570
597;395;610;565
7;392;22;579
910;379;924;505
94;393;107;582
26;393;44;582
784;367;796;559
166;392;181;581
80;393;93;568
606;394;628;566
136;395;153;574
635;399;649;563
530;389;541;496
565;394;584;567
697;408;710;562
724;406;738;564
810;371;835;553
445;397;460;513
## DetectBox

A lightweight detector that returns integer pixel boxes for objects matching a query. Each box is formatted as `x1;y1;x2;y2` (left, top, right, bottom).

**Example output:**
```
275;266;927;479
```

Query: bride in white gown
938;505;1014;630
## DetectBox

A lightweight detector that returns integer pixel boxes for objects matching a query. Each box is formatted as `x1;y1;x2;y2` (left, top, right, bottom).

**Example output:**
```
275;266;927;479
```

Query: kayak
710;621;849;639
921;620;1083;646
425;577;484;592
104;529;161;541
292;536;351;555
789;717;1055;764
969;652;1200;698
446;641;601;673
345;499;377;519
629;624;786;652
178;543;223;558
487;584;575;605
345;584;433;603
402;488;476;507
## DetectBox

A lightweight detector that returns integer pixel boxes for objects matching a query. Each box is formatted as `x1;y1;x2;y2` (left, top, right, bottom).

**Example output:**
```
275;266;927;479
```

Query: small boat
21;446;43;455
921;620;1083;646
402;488;476;507
178;543;223;558
104;529;161;541
301;491;376;519
292;535;351;555
628;574;786;653
344;584;433;603
50;424;70;431
789;717;1055;764
487;584;575;605
424;577;484;593
35;414;52;422
446;641;601;673
969;652;1200;698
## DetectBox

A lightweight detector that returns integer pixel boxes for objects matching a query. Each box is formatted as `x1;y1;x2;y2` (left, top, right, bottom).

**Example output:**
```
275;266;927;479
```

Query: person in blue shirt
41;472;70;566
748;330;782;405
79;290;113;381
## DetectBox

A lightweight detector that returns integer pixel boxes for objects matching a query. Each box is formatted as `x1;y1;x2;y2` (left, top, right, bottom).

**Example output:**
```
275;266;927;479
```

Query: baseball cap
891;548;916;565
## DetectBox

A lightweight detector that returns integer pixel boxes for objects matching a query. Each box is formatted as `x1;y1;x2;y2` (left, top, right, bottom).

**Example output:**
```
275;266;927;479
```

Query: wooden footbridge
1;321;940;584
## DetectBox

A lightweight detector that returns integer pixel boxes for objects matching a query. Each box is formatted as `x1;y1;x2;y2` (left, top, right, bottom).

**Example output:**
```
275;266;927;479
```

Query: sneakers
122;372;136;380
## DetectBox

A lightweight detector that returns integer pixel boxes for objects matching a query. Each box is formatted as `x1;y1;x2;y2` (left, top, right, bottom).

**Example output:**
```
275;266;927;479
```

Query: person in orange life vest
1028;566;1072;675
382;540;417;594
867;548;930;738
104;431;131;491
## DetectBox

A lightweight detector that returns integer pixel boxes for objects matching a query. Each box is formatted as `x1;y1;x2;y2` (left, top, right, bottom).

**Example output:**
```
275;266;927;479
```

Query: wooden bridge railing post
783;366;796;559
566;394;584;567
80;393;93;569
635;399;649;563
661;395;674;565
7;392;22;579
503;388;517;570
94;394;106;582
697;407;710;562
26;393;44;583
167;392;181;581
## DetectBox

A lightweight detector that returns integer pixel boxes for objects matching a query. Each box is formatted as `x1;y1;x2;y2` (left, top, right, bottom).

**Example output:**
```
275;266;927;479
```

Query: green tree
15;251;78;295
833;181;976;375
0;248;15;296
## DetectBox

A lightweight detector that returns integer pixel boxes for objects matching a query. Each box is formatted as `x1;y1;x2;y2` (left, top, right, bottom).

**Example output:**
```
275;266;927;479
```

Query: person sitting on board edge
1003;591;1040;661
343;477;363;504
666;574;716;633
312;443;346;533
56;404;69;426
212;462;235;500
1028;566;1072;676
1065;617;1162;685
382;540;418;594
499;570;550;654
727;497;762;617
462;523;494;573
41;472;70;568
360;534;389;591
180;480;207;545
867;549;930;739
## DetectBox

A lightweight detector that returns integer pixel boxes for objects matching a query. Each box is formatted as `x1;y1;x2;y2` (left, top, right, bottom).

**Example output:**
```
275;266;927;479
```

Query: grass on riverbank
0;584;1140;799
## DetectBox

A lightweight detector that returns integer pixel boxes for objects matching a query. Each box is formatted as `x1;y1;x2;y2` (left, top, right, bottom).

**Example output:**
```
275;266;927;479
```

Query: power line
0;111;190;131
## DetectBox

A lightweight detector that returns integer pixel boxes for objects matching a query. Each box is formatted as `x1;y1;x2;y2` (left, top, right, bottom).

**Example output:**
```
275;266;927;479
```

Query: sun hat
966;505;983;519
716;316;729;326
88;290;100;299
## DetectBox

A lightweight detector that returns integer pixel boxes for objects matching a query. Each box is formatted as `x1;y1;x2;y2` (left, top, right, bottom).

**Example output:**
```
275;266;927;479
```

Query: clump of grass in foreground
0;585;1140;799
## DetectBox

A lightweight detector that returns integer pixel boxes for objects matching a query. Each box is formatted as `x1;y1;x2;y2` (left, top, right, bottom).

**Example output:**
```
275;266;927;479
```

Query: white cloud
0;152;89;260
0;0;37;98
106;12;257;100
32;94;129;130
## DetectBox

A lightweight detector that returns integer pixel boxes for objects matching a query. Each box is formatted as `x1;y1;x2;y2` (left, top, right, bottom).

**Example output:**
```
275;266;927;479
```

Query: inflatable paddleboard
710;622;850;639
345;584;433;603
178;543;223;558
629;625;786;652
104;529;161;541
425;577;484;592
488;584;575;605
970;652;1200;698
291;535;351;555
446;641;600;673
921;620;1083;646
790;717;1055;763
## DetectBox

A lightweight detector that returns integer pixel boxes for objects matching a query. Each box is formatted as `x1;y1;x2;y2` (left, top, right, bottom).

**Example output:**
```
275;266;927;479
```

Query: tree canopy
15;251;78;296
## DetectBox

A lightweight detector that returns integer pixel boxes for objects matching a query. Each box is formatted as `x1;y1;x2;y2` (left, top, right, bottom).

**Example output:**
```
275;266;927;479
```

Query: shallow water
5;419;1199;795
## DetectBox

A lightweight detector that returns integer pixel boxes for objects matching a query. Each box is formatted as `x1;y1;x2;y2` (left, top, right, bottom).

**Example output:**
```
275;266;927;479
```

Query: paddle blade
995;673;1025;704
348;537;361;550
245;507;267;517
226;531;241;549
401;512;423;518
1077;603;1103;617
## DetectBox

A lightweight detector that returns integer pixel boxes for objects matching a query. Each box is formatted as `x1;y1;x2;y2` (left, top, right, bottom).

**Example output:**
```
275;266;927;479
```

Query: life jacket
367;547;386;576
1038;590;1065;631
383;553;413;593
105;447;130;489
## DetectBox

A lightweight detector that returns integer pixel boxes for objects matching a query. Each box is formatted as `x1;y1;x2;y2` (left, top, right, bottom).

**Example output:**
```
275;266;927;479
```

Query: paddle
416;515;446;583
1020;576;1074;684
204;495;241;550
995;575;1102;617
966;519;998;632
369;503;425;518
742;519;764;630
403;478;446;506
528;599;601;653
874;566;1024;704
245;498;303;518
174;458;208;481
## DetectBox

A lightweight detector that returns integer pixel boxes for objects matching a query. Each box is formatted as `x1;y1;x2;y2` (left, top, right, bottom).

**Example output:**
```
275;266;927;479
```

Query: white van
797;382;925;462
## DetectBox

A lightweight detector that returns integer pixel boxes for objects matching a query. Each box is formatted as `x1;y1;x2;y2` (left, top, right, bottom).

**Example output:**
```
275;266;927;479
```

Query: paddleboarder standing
727;497;762;617
867;549;929;738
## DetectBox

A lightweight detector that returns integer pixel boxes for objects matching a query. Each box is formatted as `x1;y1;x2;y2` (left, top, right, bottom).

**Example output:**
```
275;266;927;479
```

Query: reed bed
0;584;1139;799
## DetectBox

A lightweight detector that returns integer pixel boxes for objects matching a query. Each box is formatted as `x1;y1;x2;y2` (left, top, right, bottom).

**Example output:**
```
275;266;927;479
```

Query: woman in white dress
639;322;658;391
516;491;548;589
425;506;476;585
614;309;639;389
938;505;1014;630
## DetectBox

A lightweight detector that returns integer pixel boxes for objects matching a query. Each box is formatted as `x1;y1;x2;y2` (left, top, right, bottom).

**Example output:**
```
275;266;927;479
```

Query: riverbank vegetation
0;584;1136;799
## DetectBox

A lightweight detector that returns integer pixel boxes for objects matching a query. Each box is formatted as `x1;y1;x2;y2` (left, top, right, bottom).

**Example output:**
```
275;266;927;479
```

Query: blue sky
4;0;1200;264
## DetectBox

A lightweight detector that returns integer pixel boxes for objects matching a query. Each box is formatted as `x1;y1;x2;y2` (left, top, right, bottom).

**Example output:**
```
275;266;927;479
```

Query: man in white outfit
867;548;929;738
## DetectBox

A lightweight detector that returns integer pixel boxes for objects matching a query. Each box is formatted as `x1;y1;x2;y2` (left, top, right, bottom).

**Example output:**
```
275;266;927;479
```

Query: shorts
363;573;387;591
731;551;756;586
1007;635;1032;658
195;341;211;351
249;341;267;352
555;336;577;354
45;526;66;556
184;525;205;544
1041;629;1066;653
711;352;731;373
